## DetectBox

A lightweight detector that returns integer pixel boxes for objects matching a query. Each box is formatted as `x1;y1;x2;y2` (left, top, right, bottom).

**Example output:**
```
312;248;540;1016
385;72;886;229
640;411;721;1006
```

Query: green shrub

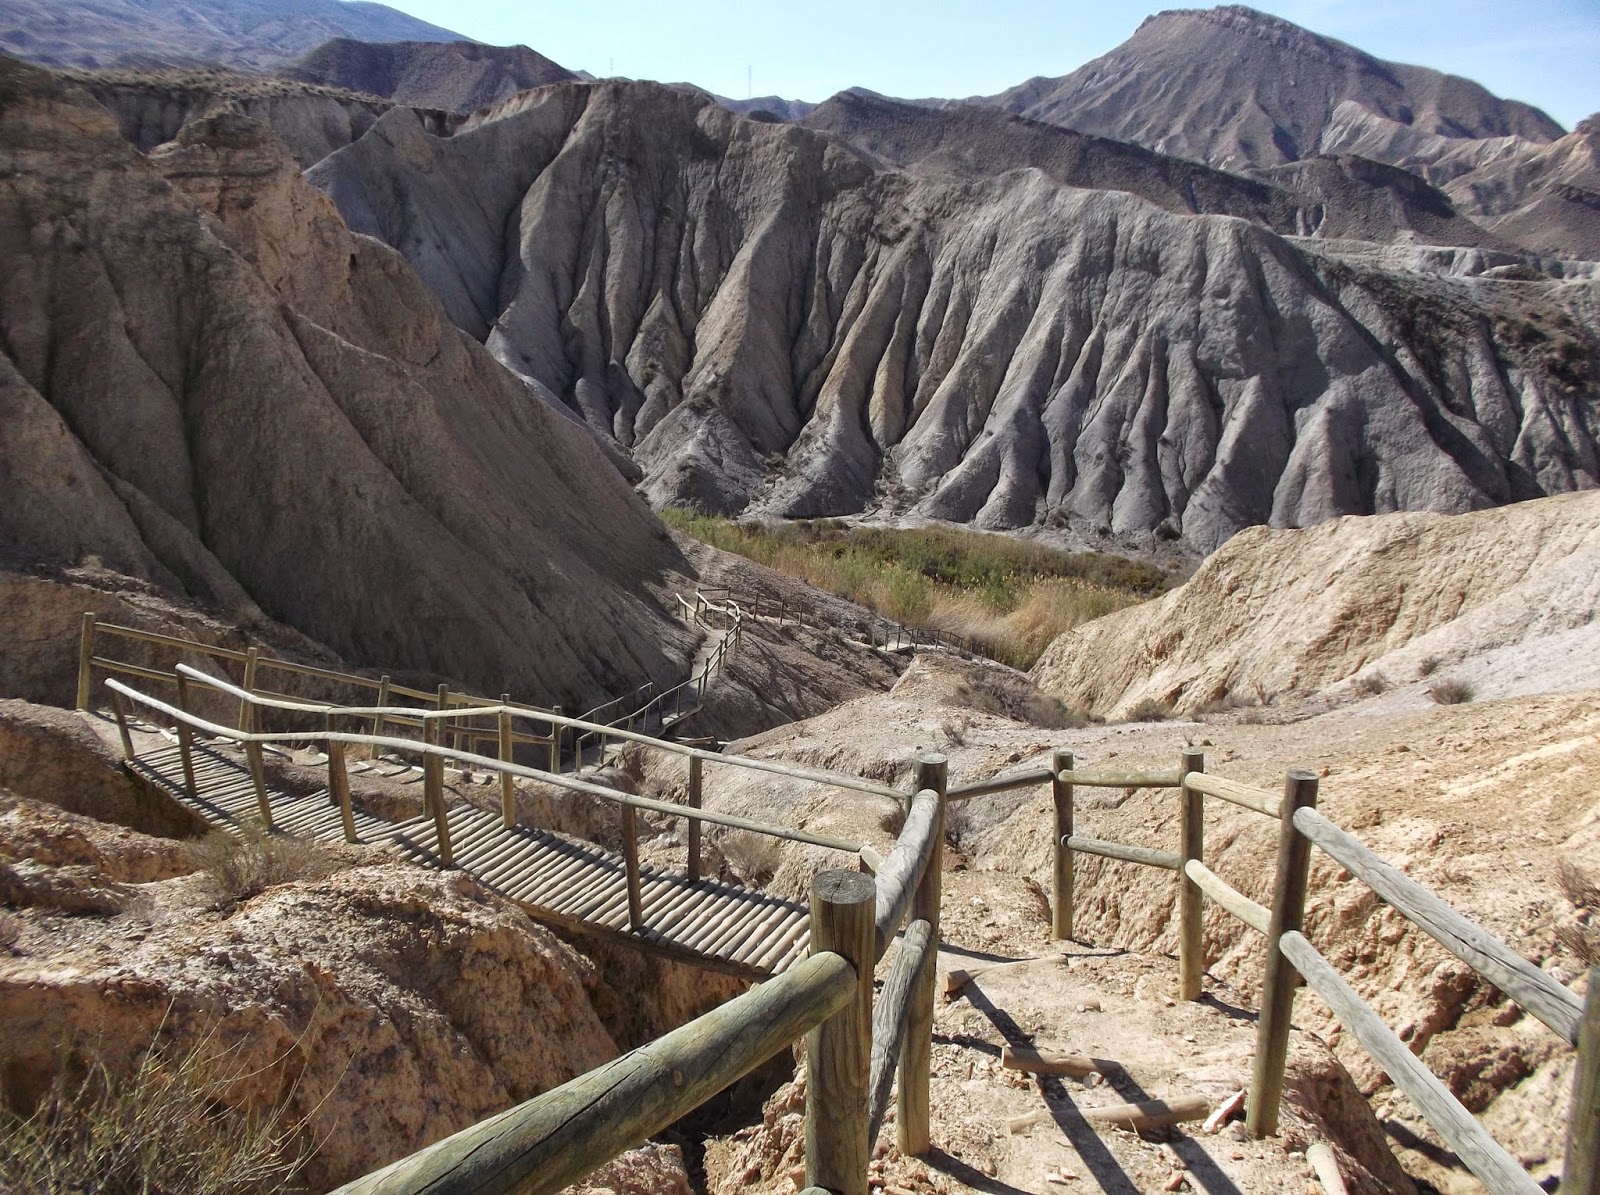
661;511;1173;668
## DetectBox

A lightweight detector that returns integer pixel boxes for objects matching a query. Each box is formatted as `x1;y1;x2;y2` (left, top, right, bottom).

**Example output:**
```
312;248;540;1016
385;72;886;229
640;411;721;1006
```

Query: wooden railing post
898;752;946;1157
108;690;134;759
76;613;96;711
549;706;562;775
499;699;516;829
371;674;390;744
326;713;357;843
687;755;703;882
174;672;199;799
1178;748;1206;1001
1247;769;1318;1138
246;737;272;831
806;870;875;1195
1566;966;1600;1193
1052;749;1073;940
423;712;452;867
239;646;259;731
621;804;643;930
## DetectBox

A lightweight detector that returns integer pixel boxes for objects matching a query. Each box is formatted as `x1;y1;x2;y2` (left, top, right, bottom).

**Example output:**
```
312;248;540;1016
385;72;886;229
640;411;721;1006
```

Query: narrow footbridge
80;617;904;980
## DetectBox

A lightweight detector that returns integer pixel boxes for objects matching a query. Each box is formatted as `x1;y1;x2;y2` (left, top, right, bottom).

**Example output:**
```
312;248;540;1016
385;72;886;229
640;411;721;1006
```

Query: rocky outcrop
283;38;579;115
0;0;461;72
1029;491;1600;717
0;59;692;710
66;68;417;167
307;80;1600;552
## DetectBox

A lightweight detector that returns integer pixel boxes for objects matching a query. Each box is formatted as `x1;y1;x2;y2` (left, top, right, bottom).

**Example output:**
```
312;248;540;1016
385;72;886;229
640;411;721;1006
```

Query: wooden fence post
327;713;357;844
246;738;272;831
687;755;704;882
1566;966;1600;1193
806;870;875;1195
499;703;516;829
371;675;390;745
76;613;96;711
108;690;134;759
898;752;947;1157
1247;769;1318;1138
621;803;643;930
1178;748;1206;1002
424;712;452;867
1052;749;1073;939
549;706;562;775
239;646;259;731
174;672;199;799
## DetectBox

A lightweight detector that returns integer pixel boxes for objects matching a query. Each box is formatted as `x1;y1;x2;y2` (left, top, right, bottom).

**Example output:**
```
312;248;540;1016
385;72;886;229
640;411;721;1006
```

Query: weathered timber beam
868;918;934;1141
1184;859;1270;935
1064;835;1180;871
1293;806;1581;1045
1184;772;1281;818
873;789;941;958
1279;930;1540;1194
330;950;855;1195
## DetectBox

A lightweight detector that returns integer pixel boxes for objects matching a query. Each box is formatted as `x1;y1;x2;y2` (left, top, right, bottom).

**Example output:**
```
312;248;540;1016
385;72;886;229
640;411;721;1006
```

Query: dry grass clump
1352;672;1388;697
1556;861;1600;967
186;828;338;907
718;830;781;888
1417;655;1441;678
1427;678;1475;705
0;1031;310;1194
661;511;1172;668
1125;698;1173;723
952;679;1088;730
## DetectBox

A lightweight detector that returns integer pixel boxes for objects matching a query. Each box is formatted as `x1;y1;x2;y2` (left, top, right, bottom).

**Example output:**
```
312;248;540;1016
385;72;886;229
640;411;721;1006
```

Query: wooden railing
79;619;1600;1191
949;753;1599;1193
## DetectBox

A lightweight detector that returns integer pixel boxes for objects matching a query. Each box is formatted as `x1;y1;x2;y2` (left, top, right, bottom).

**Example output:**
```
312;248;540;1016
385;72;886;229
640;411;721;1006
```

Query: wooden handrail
107;680;866;855
872;788;941;959
1183;771;1281;818
173;664;908;800
1292;806;1583;1045
868;917;933;1141
332;947;858;1195
1280;930;1542;1194
1183;859;1269;935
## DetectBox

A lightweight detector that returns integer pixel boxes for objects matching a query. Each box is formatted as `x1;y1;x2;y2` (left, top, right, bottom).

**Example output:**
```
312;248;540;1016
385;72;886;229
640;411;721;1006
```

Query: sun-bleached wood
1058;769;1182;788
1247;770;1317;1138
1293;806;1582;1045
1184;771;1281;818
1178;748;1206;1001
239;646;259;732
1185;859;1269;935
941;954;1068;997
945;769;1052;801
868;917;933;1142
1065;834;1181;871
1053;749;1073;939
687;755;703;882
806;870;876;1195
1000;1045;1114;1079
76;613;96;710
330;949;854;1195
1006;1095;1207;1135
1565;966;1600;1194
1280;930;1540;1194
899;753;945;1157
873;787;941;959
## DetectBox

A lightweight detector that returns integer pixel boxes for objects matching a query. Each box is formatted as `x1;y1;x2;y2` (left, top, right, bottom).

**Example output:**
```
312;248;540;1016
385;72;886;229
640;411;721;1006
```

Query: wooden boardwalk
129;742;810;979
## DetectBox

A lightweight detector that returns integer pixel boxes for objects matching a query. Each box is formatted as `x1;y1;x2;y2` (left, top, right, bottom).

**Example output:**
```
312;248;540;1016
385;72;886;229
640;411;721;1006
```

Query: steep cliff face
0;59;690;708
307;81;1600;553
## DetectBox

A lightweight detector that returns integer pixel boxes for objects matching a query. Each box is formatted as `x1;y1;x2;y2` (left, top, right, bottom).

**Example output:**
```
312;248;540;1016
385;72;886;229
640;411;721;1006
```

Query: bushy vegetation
662;512;1173;668
186;828;338;908
0;1031;309;1194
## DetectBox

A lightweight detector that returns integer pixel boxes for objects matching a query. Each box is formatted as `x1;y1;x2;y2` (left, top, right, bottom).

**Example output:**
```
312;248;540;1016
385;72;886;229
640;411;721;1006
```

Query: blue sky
390;0;1598;130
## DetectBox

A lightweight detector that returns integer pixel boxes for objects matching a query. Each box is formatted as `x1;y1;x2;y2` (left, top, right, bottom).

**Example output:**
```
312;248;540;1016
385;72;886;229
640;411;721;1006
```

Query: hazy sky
388;0;1598;129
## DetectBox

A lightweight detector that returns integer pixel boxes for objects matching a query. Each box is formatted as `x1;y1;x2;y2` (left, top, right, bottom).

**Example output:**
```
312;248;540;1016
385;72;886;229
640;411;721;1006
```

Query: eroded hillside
0;58;692;710
304;81;1600;553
